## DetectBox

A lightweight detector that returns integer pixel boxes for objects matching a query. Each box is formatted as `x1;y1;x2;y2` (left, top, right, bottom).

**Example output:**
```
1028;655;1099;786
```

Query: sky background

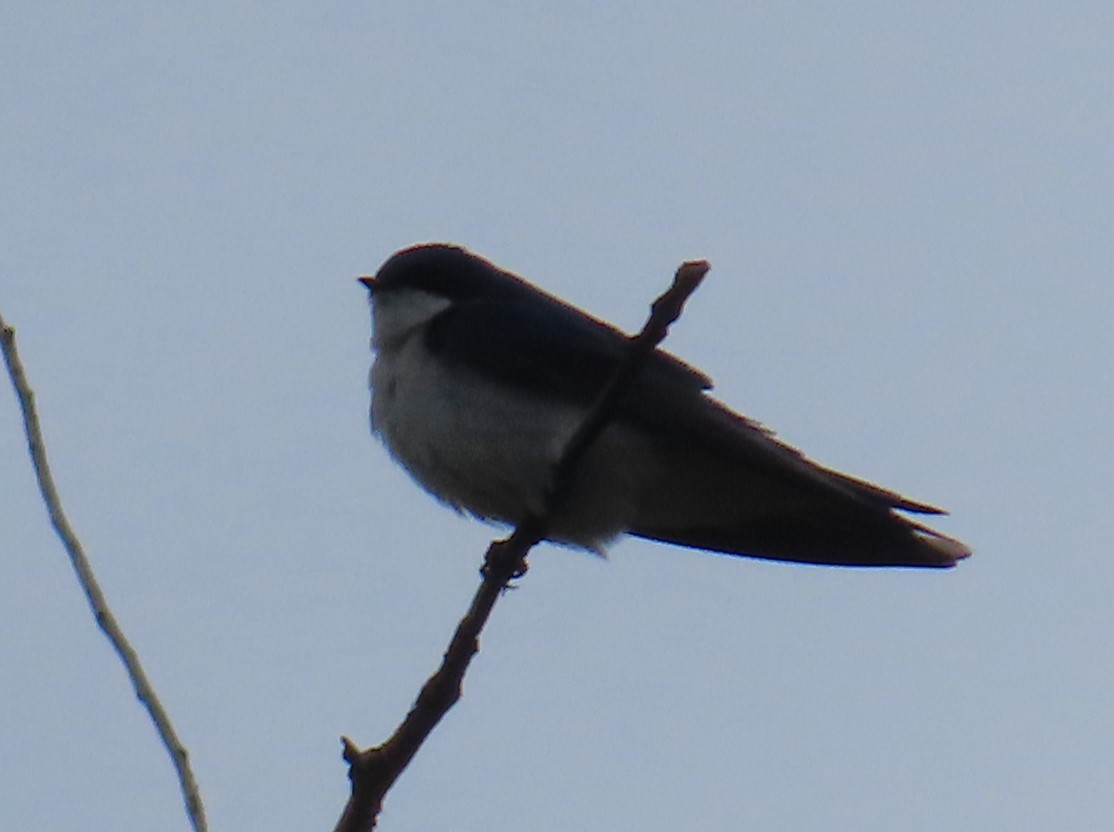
2;3;1112;830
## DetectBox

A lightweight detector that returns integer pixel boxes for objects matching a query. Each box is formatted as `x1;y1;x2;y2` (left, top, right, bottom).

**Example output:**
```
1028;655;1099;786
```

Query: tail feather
633;510;971;568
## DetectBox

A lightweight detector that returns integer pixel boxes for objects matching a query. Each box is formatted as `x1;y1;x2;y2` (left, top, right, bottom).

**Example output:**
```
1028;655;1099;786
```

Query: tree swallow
359;243;970;568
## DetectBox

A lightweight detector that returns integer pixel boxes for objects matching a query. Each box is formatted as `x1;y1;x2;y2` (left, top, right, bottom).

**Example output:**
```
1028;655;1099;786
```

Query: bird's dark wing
424;293;968;567
424;293;711;403
427;294;931;506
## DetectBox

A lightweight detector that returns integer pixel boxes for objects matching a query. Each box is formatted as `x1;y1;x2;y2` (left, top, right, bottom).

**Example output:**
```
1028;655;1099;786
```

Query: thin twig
334;259;710;831
545;260;711;523
0;313;208;832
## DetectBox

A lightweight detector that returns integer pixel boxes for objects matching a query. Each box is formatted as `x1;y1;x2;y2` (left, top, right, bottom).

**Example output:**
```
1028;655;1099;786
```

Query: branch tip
341;736;363;763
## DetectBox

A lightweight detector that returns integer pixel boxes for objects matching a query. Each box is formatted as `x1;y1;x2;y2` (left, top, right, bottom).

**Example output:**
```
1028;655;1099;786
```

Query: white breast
368;290;653;552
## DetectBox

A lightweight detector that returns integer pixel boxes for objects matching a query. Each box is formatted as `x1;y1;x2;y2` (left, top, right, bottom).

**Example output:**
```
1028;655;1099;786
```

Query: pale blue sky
3;3;1112;830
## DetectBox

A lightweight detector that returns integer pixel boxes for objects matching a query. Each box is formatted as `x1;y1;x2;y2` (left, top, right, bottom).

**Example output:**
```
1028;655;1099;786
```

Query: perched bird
359;243;970;568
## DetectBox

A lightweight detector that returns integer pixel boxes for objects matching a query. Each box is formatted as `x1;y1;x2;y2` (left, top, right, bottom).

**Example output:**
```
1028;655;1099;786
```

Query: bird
359;243;970;569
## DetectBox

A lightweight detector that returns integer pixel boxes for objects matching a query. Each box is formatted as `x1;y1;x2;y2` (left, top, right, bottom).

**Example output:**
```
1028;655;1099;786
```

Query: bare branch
0;313;208;832
334;259;710;831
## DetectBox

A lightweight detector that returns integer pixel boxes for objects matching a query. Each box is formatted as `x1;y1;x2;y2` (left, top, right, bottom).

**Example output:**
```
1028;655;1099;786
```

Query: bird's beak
358;275;378;292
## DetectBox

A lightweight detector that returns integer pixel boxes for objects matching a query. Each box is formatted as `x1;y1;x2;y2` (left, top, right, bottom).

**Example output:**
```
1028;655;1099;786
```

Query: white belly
370;335;651;552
